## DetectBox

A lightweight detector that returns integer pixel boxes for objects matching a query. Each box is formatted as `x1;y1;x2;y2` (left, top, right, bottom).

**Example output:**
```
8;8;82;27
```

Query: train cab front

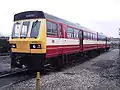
9;19;46;71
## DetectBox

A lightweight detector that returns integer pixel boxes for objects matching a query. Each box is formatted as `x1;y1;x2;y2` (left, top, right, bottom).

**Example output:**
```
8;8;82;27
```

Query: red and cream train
9;11;110;70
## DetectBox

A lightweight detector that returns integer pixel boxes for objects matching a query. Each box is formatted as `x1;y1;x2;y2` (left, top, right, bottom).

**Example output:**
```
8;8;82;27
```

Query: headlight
10;44;16;48
33;45;36;48
30;44;41;49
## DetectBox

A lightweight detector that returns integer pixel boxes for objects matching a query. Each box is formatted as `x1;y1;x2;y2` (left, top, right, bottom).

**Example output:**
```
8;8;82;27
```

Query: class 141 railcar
9;11;110;71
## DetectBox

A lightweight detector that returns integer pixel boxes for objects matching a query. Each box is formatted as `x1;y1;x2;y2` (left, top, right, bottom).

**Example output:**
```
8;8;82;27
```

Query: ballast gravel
2;49;120;90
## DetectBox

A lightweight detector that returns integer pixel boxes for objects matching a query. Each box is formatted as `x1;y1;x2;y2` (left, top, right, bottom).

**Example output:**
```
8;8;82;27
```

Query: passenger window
58;24;62;37
84;32;87;38
79;30;82;38
93;34;96;40
99;35;100;40
88;33;90;39
98;35;100;40
74;29;79;38
91;34;93;40
101;36;103;41
100;36;102;41
89;33;92;40
93;34;94;39
102;36;105;41
67;27;74;38
86;32;88;38
94;34;97;40
103;36;105;41
92;34;94;39
47;21;57;36
90;33;92;40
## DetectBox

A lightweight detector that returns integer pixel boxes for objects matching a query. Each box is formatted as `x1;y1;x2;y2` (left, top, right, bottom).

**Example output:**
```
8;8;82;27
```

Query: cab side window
47;21;57;36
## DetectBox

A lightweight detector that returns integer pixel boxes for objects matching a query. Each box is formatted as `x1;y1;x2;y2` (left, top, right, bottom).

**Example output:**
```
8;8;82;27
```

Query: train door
97;32;99;49
57;23;63;55
79;30;83;52
105;37;107;49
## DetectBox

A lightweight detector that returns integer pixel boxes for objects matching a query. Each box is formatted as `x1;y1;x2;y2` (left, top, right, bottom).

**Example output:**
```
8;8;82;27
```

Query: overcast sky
0;0;120;37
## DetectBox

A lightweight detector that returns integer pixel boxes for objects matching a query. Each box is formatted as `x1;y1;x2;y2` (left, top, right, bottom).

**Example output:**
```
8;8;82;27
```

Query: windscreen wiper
20;36;26;39
31;20;39;38
32;20;38;28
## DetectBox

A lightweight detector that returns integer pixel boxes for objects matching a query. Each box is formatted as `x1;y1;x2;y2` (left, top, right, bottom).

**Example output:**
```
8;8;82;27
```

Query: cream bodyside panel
83;40;106;44
83;40;97;44
47;37;79;45
97;41;106;44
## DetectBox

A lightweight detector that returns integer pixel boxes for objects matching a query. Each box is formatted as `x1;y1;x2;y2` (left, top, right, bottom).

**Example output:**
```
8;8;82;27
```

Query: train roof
14;11;79;27
14;11;105;36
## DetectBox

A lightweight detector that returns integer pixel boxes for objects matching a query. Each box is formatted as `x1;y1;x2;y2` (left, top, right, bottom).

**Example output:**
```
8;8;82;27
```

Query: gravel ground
3;49;120;90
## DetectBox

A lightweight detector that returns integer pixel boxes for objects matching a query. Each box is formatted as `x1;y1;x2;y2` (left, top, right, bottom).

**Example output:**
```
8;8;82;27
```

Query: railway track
0;74;35;89
0;68;27;78
0;68;35;89
0;53;9;56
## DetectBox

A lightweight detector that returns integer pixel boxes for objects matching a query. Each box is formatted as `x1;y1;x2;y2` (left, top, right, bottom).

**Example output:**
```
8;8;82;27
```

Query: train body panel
83;39;97;51
46;37;80;58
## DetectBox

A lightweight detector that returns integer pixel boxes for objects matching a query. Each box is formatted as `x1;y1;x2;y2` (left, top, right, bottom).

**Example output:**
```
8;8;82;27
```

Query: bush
0;37;10;53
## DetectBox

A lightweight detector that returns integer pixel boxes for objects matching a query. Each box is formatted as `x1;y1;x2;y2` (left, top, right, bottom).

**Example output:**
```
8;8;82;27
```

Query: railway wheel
56;55;64;70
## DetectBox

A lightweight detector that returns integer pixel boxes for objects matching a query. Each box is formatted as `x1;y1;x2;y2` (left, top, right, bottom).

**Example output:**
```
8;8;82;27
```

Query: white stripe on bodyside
47;37;79;45
83;40;97;44
47;37;107;46
97;41;106;44
83;40;106;44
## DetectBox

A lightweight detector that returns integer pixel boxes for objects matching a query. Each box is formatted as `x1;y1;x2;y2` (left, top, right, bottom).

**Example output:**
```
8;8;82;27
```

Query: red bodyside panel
83;44;97;51
98;44;106;48
46;43;107;58
46;45;80;58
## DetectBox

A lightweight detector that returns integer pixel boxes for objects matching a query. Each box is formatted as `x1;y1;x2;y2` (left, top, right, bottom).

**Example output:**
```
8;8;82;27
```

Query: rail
0;53;9;56
0;68;27;78
0;72;34;89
